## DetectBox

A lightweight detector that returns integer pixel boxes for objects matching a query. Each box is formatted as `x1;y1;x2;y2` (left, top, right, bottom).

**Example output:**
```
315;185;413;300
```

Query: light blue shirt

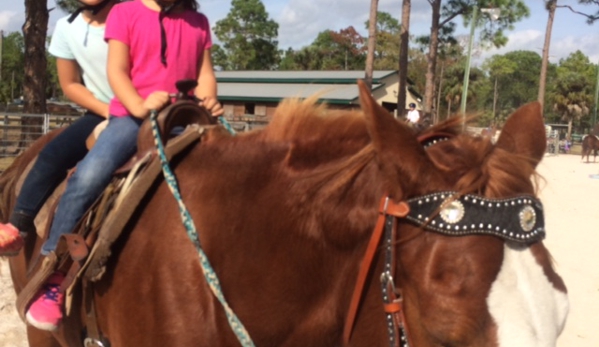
48;14;113;104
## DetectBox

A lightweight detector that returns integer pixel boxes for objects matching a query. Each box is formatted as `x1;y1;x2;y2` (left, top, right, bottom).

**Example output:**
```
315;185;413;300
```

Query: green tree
309;27;366;70
551;50;595;138
281;28;366;71
437;61;489;124
440;63;465;117
278;46;326;70
213;0;279;70
422;0;530;115
0;32;25;104
482;55;517;121
365;12;401;70
210;44;231;71
489;51;542;120
434;42;464;122
46;37;59;100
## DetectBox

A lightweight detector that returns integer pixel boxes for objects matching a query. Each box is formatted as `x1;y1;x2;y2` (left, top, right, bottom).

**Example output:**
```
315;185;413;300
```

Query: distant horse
481;125;499;143
1;82;568;347
581;134;599;162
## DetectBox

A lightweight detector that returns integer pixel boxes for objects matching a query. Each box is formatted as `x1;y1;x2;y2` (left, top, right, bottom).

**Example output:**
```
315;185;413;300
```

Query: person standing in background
406;102;420;125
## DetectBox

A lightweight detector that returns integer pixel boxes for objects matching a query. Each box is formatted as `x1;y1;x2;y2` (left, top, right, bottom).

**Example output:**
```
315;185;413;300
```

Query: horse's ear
495;101;546;167
357;80;435;197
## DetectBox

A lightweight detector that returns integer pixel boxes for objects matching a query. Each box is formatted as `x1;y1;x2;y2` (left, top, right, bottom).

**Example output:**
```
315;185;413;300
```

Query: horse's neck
192;138;385;342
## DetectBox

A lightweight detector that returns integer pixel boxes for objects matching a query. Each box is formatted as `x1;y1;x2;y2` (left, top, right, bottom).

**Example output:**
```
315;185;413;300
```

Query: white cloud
477;30;544;61
277;0;430;49
0;11;20;32
549;34;599;63
475;29;599;64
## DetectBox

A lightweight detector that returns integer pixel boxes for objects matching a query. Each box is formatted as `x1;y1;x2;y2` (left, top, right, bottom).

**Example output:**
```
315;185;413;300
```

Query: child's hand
133;91;170;118
200;96;224;117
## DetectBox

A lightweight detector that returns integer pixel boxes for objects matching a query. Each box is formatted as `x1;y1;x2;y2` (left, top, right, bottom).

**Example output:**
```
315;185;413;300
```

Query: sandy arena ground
1;153;598;346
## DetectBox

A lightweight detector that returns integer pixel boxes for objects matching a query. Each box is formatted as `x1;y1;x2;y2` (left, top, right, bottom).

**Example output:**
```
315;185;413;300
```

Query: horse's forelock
422;119;540;199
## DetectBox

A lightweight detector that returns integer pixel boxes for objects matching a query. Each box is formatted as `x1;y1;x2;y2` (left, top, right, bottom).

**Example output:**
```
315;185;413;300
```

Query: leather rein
342;132;546;347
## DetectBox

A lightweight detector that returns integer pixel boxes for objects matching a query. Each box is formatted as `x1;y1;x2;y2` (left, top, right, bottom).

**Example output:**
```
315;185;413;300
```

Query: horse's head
355;81;568;346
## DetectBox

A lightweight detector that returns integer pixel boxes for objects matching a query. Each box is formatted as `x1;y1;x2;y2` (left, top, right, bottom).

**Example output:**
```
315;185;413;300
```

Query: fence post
2;114;8;146
43;113;49;134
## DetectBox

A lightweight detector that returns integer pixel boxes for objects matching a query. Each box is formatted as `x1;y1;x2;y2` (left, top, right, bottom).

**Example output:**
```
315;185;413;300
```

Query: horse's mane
262;95;367;144
259;97;375;196
257;98;540;203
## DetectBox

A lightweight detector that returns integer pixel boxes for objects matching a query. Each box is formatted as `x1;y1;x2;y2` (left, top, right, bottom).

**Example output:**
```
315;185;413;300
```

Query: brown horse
581;134;599;162
1;82;568;347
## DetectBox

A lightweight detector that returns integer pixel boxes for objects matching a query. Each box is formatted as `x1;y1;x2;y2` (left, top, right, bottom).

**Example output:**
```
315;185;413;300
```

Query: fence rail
0;113;262;173
1;113;80;172
1;114;563;173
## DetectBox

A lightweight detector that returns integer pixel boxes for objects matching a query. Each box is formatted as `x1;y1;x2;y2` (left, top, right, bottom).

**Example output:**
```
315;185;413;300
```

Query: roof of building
218;82;383;105
215;70;397;85
215;70;407;105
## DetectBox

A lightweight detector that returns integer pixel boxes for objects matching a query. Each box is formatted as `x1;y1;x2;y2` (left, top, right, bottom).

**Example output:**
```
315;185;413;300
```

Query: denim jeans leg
41;115;143;255
12;113;104;230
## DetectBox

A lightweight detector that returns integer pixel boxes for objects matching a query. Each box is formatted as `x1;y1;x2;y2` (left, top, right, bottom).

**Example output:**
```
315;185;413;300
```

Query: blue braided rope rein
150;110;252;346
218;116;237;136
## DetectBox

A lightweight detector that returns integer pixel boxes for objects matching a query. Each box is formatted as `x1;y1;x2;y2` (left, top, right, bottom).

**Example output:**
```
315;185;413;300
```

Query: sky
1;0;598;65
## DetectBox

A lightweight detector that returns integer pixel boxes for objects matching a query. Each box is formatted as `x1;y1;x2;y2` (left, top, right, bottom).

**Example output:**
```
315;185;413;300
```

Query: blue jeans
10;113;104;232
41;115;144;255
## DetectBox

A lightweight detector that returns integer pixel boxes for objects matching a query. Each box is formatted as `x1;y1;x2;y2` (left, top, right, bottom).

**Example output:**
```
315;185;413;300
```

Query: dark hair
409;103;416;108
156;0;198;11
181;0;198;11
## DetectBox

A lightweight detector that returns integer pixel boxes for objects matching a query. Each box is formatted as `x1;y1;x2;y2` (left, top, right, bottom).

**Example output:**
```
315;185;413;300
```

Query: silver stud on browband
439;199;465;224
519;205;537;232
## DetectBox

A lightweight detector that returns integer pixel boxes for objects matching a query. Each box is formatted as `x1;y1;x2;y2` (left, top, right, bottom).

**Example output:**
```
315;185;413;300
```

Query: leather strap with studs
404;192;545;244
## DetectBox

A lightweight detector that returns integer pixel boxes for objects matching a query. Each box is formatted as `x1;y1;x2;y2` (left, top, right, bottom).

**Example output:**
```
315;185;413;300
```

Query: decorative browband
419;135;450;149
404;192;545;244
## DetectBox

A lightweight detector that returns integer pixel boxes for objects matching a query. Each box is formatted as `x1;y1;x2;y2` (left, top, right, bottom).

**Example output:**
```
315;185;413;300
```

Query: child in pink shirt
25;0;222;331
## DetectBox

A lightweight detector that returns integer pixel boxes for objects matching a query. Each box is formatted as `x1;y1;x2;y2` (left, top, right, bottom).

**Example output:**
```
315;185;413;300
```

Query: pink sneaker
26;272;65;331
0;222;24;256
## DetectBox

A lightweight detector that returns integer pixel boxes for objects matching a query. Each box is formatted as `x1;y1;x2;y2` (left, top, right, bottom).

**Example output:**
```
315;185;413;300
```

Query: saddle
14;98;217;346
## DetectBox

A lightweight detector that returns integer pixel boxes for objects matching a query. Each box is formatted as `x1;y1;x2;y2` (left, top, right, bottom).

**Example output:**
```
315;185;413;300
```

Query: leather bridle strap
380;214;412;347
343;197;409;345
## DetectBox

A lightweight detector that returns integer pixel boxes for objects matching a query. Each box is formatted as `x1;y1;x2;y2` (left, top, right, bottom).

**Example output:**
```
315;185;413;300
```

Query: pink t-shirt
105;0;212;116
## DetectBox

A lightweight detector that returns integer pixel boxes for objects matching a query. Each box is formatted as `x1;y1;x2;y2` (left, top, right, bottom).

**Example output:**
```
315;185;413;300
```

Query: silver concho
519;205;536;232
440;199;465;224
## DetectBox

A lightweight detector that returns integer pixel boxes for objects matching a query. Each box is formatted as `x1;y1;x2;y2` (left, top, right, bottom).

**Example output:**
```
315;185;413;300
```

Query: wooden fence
0;113;264;173
0;113;80;172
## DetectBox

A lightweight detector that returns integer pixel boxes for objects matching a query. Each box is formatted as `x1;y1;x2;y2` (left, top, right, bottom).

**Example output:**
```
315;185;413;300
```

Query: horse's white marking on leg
487;245;568;347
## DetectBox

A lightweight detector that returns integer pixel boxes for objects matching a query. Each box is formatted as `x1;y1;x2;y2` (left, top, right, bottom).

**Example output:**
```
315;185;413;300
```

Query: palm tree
397;0;411;118
365;0;379;91
21;0;49;149
22;0;49;115
424;0;442;116
554;71;593;140
538;0;557;112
